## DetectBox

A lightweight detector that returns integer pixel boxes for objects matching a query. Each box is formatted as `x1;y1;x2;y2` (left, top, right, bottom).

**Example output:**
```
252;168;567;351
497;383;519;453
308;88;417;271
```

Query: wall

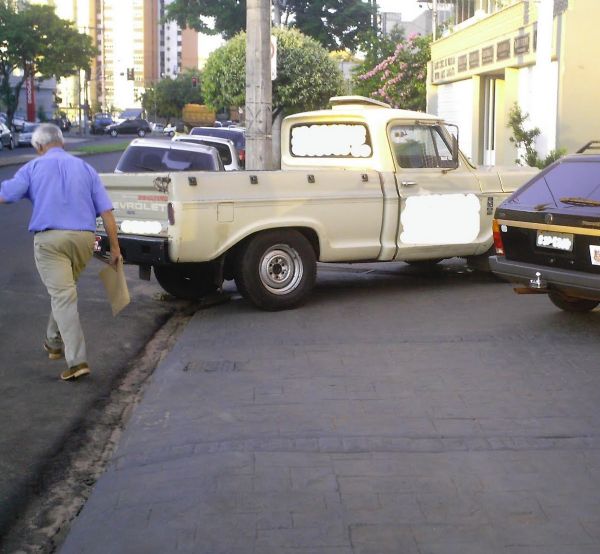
556;0;600;153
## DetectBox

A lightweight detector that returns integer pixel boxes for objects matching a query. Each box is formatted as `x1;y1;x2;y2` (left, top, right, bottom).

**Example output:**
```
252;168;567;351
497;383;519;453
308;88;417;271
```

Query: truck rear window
116;146;220;173
290;123;372;158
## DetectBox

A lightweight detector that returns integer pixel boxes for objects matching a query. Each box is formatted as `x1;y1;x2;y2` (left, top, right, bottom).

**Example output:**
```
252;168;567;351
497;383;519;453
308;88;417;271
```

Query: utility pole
245;0;272;170
432;0;438;40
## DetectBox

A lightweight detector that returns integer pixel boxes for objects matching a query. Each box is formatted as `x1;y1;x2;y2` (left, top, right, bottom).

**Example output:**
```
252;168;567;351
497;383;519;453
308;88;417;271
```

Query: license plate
536;230;574;252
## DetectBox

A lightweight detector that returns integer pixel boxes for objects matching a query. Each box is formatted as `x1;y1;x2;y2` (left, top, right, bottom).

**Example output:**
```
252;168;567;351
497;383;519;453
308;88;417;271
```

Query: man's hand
109;249;123;269
100;209;122;270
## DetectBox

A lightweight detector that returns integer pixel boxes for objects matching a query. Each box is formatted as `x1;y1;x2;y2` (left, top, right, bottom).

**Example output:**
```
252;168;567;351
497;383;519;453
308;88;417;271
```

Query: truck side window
390;125;452;169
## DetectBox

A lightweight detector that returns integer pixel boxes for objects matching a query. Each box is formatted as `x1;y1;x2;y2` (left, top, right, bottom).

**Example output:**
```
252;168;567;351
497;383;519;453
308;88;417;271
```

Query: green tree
164;0;376;52
0;1;96;128
202;27;344;118
507;103;565;168
141;69;204;122
352;29;431;112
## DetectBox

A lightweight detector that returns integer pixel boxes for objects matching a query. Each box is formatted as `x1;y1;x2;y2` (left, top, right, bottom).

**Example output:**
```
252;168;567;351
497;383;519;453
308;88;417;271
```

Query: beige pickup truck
96;96;536;310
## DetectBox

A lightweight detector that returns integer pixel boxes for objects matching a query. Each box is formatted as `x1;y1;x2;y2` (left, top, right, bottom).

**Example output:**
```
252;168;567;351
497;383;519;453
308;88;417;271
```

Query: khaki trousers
33;230;95;368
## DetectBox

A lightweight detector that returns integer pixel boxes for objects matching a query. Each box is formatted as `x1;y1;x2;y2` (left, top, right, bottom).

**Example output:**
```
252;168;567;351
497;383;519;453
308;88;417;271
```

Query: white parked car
114;138;224;173
172;134;240;171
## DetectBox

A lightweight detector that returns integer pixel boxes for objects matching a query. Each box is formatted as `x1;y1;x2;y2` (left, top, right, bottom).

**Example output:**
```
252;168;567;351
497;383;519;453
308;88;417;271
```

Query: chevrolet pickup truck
95;96;537;310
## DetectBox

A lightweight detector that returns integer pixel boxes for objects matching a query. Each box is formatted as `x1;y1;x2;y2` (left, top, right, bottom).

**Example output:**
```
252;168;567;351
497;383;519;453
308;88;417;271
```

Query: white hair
31;123;64;150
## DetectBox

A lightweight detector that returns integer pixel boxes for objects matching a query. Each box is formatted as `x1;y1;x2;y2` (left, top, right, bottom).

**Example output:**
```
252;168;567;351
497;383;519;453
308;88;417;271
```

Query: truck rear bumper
95;233;169;266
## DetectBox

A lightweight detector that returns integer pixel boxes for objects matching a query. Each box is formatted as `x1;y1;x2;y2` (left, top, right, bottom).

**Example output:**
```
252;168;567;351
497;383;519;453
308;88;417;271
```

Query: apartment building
34;0;198;117
426;0;597;166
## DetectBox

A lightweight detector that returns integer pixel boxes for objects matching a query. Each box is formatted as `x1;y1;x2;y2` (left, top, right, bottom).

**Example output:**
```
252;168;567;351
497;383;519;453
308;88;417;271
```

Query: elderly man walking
0;123;121;380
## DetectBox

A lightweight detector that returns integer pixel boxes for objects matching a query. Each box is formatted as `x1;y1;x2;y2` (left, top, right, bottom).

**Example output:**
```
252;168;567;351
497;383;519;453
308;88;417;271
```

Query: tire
168;131;175;137
234;230;317;311
548;291;599;313
110;129;118;137
138;129;146;137
8;136;15;150
466;246;495;272
154;263;219;300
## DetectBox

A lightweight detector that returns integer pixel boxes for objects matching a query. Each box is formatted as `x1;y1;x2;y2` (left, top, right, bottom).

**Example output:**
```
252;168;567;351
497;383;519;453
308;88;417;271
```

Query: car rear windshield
190;128;245;150
178;138;232;165
506;160;600;209
116;146;219;173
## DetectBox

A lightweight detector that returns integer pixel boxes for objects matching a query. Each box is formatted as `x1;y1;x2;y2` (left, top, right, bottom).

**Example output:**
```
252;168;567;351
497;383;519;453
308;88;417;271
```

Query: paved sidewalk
59;267;600;554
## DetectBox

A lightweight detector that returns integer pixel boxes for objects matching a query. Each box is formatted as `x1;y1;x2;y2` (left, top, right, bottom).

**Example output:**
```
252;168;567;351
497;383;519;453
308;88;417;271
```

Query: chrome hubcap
259;244;303;295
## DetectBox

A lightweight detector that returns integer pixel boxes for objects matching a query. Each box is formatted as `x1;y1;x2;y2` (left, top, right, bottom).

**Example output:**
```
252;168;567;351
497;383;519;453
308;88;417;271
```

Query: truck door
390;122;488;260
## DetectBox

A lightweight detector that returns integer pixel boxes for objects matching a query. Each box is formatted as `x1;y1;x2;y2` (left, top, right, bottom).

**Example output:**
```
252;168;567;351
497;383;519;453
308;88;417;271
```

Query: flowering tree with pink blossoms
353;31;431;112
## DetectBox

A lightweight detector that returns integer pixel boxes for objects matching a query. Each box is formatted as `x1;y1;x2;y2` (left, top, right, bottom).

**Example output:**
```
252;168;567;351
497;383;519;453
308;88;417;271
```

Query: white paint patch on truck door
400;193;480;245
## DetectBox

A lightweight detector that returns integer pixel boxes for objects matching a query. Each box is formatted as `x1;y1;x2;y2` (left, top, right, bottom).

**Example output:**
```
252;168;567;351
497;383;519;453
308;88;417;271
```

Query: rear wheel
234;230;316;311
110;129;118;137
138;129;146;137
548;291;599;312
154;263;219;300
8;136;15;150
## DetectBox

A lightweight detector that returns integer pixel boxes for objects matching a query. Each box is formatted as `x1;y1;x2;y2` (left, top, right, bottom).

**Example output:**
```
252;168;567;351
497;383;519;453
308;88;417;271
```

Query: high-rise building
32;0;198;118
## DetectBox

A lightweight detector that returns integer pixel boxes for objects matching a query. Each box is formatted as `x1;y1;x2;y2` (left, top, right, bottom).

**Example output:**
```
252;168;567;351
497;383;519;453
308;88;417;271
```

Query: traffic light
191;76;198;88
127;68;135;81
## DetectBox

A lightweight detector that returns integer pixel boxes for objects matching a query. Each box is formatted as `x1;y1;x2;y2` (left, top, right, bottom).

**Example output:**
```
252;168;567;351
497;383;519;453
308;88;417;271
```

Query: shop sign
469;51;480;69
497;39;511;60
482;46;494;65
514;34;530;55
433;56;456;81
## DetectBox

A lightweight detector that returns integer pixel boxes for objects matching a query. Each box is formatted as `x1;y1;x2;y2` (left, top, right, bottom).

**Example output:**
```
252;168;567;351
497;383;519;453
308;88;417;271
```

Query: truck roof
284;96;443;126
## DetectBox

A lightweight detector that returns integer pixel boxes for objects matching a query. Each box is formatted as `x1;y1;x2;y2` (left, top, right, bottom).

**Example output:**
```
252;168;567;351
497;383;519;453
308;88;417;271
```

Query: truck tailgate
98;173;169;238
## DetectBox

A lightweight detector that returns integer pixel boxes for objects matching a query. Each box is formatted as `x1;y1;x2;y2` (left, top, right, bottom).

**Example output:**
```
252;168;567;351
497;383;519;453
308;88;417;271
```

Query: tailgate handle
400;180;418;187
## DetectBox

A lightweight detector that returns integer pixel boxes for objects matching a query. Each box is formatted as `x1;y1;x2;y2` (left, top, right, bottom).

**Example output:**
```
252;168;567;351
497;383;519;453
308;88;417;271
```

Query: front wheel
234;230;317;311
110;129;118;137
548;291;599;312
8;136;15;150
154;263;219;300
138;129;146;137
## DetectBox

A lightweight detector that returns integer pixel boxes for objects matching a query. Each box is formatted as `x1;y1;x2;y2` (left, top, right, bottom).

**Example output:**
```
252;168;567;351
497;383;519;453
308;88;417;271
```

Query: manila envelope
99;260;130;316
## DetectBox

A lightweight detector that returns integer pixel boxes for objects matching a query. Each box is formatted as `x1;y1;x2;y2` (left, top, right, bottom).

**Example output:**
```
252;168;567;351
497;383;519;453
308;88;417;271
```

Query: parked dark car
0;122;16;150
490;149;600;312
105;118;152;137
91;113;114;134
190;126;245;167
49;116;71;132
114;138;224;173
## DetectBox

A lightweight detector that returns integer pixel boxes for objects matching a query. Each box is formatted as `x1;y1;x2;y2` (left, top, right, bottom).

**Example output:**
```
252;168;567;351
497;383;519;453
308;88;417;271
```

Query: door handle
401;180;417;187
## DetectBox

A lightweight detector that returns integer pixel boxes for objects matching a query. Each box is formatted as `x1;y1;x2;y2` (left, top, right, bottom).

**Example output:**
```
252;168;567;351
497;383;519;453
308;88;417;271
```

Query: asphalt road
0;151;183;538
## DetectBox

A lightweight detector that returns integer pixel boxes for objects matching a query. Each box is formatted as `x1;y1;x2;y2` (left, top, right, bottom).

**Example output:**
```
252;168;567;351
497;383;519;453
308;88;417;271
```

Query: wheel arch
222;226;320;281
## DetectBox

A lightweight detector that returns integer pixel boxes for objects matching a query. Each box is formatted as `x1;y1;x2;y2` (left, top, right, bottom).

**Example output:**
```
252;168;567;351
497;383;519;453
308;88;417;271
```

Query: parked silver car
172;134;240;171
17;122;40;146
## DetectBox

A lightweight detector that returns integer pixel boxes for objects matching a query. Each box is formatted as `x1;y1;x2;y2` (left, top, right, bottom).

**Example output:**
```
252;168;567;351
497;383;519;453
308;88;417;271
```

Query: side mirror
446;123;460;169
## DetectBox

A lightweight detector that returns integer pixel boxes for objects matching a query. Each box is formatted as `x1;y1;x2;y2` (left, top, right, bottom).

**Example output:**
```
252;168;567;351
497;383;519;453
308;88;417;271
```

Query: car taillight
238;148;245;166
168;202;175;226
492;219;504;255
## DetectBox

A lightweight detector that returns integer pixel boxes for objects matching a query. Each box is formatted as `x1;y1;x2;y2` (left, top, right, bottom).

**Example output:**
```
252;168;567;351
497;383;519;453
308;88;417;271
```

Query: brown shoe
60;363;90;381
44;342;64;360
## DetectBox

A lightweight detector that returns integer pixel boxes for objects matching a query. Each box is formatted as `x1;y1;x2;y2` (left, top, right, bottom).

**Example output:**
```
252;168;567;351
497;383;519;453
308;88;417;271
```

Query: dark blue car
490;150;600;312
